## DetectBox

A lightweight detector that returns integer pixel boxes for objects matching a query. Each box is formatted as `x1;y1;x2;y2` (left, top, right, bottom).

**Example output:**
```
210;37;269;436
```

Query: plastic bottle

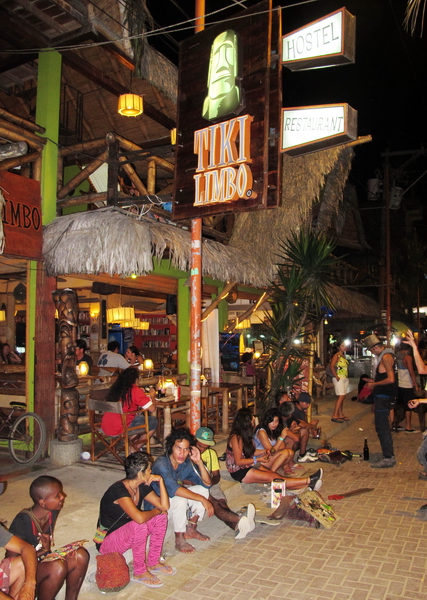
363;438;369;461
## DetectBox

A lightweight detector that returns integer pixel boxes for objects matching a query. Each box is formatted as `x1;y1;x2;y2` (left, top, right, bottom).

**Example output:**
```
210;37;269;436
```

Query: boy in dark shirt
290;393;319;463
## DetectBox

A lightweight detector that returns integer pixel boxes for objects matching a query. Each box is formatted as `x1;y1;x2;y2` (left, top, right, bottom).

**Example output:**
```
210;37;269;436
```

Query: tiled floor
2;387;427;599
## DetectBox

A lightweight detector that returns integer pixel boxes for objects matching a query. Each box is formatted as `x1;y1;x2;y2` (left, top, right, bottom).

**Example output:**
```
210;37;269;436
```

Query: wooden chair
201;386;220;433
87;388;150;464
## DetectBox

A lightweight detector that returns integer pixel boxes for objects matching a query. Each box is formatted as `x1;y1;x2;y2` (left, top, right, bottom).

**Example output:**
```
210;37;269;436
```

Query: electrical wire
0;0;320;55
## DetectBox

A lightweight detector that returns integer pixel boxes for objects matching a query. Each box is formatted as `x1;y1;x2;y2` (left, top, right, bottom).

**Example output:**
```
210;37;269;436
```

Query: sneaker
307;448;318;456
298;453;318;463
370;456;396;468
308;468;323;491
246;503;256;532
395;426;405;431
235;516;251;540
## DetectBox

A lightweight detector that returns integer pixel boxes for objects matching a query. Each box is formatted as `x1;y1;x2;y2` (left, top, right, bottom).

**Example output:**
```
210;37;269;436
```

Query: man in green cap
195;427;256;540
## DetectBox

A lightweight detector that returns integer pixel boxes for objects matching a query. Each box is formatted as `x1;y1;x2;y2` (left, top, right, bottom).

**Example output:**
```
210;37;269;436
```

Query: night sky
147;0;427;247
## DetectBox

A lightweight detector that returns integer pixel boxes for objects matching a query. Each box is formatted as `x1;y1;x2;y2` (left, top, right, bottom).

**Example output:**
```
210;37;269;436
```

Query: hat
195;427;215;446
296;392;311;404
363;334;382;350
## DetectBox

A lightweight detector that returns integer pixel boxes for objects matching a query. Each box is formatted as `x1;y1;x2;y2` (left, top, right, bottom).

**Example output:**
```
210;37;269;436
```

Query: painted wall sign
282;8;355;71
173;0;281;220
0;170;43;259
281;104;357;156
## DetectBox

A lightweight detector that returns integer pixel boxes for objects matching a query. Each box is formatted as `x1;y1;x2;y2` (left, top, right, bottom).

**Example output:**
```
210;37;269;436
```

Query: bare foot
185;525;210;541
175;532;195;553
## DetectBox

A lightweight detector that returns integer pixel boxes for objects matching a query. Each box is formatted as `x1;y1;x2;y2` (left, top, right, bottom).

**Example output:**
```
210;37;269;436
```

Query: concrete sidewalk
4;384;427;600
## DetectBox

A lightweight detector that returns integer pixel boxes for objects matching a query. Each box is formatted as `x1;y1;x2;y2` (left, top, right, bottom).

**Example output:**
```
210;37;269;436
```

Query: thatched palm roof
43;207;267;287
229;146;354;280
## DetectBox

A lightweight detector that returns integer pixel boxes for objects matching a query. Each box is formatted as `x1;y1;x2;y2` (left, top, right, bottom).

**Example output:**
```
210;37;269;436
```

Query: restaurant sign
281;104;357;156
0;170;42;259
282;8;355;71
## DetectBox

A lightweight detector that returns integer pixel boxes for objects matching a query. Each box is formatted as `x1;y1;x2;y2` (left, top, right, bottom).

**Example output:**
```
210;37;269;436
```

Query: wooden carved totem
52;289;79;441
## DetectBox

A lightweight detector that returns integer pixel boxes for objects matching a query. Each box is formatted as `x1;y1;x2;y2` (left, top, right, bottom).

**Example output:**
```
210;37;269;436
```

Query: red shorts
0;557;13;594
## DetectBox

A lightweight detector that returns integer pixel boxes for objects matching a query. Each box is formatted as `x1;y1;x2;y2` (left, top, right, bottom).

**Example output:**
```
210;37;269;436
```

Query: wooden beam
57;192;107;208
0;122;45;150
118;156;148;194
59;138;105;157
0;108;45;134
57;149;108;199
201;281;236;321
0;150;40;172
60;51;176;130
13;0;69;34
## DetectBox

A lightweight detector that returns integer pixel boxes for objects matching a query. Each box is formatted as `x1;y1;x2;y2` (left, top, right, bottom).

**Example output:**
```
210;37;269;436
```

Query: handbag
95;552;130;593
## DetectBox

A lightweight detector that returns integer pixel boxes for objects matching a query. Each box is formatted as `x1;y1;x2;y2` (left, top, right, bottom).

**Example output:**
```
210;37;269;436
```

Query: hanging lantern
79;361;89;376
106;306;135;324
118;94;143;117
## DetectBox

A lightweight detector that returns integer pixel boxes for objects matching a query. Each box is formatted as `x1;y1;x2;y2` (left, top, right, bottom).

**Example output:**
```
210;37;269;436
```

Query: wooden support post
0;124;45;151
118;156;148;194
57;149;108;199
147;159;156;194
0;108;45;134
106;133;119;206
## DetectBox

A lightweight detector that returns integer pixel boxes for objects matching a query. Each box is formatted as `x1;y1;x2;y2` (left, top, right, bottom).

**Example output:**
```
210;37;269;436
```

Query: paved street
2;389;427;600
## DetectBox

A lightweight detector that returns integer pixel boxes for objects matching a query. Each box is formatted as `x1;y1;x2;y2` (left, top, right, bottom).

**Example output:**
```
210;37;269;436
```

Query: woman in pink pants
96;452;176;588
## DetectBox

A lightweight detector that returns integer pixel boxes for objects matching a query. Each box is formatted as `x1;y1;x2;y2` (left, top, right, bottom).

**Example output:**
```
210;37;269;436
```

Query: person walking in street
330;341;350;423
363;334;398;468
393;340;420;432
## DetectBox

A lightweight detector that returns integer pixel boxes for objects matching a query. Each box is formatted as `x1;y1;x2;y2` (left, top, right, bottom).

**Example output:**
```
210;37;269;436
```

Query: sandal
131;575;164;588
150;565;177;576
331;418;344;423
418;472;427;480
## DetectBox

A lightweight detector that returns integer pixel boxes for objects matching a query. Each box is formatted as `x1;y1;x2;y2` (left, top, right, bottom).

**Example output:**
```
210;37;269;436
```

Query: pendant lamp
118;93;143;117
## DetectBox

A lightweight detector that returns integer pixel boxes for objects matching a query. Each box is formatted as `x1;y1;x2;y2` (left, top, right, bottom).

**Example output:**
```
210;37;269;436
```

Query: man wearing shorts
0;524;37;599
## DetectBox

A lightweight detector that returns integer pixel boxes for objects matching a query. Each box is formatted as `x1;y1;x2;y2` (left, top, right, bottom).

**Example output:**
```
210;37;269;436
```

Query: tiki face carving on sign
202;30;244;121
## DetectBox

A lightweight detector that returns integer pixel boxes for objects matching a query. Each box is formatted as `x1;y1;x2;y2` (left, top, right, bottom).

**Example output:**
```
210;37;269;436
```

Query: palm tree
261;230;339;407
405;0;426;35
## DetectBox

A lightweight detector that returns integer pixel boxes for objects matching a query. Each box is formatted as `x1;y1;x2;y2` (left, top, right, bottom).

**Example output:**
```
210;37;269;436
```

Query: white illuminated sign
282;8;355;71
281;104;357;156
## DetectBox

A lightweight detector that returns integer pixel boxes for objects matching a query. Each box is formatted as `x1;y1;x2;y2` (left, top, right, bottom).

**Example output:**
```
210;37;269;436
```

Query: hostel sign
282;8;355;71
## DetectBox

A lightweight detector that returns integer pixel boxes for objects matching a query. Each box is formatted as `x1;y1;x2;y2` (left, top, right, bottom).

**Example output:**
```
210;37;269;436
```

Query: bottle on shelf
363;438;369;461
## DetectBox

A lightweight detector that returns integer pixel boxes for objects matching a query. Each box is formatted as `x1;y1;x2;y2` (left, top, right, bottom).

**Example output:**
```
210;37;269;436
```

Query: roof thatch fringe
139;44;178;104
229;146;354;280
328;283;379;317
43;207;269;287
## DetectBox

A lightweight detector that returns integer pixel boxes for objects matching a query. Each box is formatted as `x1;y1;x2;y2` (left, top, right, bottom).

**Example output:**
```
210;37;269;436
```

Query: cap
195;427;215;446
296;392;311;404
363;334;382;350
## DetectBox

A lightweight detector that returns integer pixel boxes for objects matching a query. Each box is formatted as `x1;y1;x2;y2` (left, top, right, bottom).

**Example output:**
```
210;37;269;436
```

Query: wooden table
208;382;243;434
156;396;190;439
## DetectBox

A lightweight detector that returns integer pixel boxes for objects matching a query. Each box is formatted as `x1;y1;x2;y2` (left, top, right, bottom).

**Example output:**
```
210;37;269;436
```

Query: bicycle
0;402;46;466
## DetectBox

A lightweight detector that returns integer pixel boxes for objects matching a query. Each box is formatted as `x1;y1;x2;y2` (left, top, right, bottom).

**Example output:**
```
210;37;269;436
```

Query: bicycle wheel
8;412;46;465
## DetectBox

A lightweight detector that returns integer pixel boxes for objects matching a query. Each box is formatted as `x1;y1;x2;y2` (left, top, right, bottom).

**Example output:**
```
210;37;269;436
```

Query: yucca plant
261;230;339;408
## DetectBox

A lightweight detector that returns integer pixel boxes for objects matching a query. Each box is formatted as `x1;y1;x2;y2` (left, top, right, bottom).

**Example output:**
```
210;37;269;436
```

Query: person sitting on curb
7;476;89;600
253;408;297;474
289;393;319;463
148;428;213;554
194;427;256;540
226;408;323;492
1;521;37;600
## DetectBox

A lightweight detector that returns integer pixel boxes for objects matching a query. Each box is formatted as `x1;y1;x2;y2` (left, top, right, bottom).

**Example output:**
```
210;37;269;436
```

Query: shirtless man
363;334;398;468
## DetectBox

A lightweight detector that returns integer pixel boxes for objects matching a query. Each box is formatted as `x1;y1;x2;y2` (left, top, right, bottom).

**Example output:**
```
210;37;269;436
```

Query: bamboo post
57;149;109;199
118;156;148;194
59;138;105;157
0;124;45;151
106;133;119;206
33;155;42;182
57;192;108;208
0;151;40;172
201;281;236;321
0;108;45;134
147;159;156;194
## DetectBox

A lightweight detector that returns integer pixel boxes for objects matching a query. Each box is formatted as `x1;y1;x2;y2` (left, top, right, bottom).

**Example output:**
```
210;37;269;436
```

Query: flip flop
131;575;164;588
150;565;177;576
341;417;350;421
331;418;344;423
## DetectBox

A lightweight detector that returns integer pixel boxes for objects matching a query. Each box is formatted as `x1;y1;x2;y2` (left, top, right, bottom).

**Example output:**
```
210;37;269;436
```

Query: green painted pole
177;278;190;379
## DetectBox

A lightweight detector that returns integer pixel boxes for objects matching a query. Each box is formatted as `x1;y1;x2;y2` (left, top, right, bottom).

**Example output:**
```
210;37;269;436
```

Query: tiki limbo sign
281;8;357;157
